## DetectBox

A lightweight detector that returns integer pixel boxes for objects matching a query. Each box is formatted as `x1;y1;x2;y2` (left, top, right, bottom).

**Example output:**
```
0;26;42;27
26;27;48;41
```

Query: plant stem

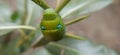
55;0;70;13
15;29;29;48
22;0;28;25
65;15;89;26
16;29;36;48
65;33;85;40
0;26;36;30
56;0;61;9
32;0;50;9
18;29;28;39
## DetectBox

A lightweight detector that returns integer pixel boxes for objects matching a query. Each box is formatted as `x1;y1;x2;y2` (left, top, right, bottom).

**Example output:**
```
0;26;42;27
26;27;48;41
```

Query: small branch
55;0;71;13
16;37;28;48
56;0;61;9
22;0;28;25
32;0;50;9
15;27;38;48
18;29;28;39
65;33;85;40
65;15;89;26
16;39;23;48
16;29;29;48
0;26;36;30
25;5;34;25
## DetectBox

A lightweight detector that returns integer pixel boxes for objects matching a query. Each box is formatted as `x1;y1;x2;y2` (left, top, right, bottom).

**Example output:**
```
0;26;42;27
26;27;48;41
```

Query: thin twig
0;26;36;30
22;0;28;25
32;0;50;9
16;38;25;48
55;0;71;13
25;5;34;25
65;15;89;26
18;29;28;39
16;29;29;48
15;28;39;48
65;33;85;40
56;0;61;9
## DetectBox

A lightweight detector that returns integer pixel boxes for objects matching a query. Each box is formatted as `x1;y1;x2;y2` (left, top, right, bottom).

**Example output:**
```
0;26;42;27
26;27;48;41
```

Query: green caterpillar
33;8;87;47
32;0;88;47
40;8;65;41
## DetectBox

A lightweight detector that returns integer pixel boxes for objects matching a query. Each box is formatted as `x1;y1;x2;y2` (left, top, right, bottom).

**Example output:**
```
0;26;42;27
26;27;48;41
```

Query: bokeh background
2;0;120;54
45;0;120;53
66;0;120;53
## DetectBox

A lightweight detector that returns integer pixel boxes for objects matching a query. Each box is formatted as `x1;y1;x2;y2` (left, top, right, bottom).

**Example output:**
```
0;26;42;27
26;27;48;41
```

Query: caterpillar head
40;8;65;41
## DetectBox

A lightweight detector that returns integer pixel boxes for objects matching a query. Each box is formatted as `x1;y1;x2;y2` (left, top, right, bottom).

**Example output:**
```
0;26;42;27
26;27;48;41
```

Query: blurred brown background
46;0;120;53
6;0;120;54
66;0;120;53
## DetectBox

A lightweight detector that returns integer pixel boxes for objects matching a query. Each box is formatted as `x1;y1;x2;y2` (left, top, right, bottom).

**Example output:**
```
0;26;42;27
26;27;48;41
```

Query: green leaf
60;0;112;19
46;37;118;55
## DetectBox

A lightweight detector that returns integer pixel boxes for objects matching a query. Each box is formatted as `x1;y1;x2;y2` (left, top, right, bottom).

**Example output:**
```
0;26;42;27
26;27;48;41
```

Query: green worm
40;8;65;41
26;0;88;48
33;8;87;47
